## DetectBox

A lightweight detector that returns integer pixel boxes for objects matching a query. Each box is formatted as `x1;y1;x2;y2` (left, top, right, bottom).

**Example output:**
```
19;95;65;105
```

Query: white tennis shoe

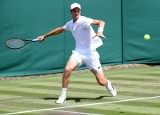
108;87;117;97
56;96;66;104
107;80;117;97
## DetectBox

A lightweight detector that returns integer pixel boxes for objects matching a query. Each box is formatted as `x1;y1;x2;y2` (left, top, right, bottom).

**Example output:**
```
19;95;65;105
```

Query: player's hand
37;35;45;42
92;32;106;39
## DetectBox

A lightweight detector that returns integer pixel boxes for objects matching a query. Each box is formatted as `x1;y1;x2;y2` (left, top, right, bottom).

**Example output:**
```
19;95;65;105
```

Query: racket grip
32;38;40;42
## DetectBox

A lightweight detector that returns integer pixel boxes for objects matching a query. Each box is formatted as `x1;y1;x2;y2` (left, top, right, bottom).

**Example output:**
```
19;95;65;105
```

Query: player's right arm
38;27;65;41
91;20;106;38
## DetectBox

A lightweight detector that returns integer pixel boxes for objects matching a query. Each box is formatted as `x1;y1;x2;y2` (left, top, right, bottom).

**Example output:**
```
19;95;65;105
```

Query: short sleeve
82;16;93;28
63;22;70;31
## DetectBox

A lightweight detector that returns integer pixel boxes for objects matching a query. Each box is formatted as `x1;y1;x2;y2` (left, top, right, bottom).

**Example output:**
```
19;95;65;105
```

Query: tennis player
38;3;117;104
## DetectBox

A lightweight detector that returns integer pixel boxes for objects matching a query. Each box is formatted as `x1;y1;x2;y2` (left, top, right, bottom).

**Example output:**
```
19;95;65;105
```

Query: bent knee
64;66;73;73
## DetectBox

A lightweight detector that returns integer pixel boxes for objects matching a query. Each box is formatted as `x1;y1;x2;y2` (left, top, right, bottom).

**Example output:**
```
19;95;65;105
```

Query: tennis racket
5;38;40;49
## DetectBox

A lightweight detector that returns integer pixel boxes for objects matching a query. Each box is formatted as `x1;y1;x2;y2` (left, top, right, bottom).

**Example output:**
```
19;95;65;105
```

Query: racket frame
5;38;38;49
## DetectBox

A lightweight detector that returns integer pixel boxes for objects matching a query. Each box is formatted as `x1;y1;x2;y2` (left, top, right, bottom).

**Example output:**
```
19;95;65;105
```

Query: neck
73;15;80;23
73;18;78;23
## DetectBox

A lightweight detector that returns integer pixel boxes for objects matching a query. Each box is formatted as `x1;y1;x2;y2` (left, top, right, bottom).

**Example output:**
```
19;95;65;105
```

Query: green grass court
0;65;160;115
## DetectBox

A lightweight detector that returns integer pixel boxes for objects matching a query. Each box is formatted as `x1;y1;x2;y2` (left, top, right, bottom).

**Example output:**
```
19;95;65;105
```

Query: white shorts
70;50;102;71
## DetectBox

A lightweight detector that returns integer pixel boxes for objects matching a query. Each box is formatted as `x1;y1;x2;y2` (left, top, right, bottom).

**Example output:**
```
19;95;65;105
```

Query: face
70;7;81;22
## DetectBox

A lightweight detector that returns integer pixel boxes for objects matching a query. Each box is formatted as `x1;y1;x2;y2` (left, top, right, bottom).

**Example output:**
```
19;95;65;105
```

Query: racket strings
6;39;26;49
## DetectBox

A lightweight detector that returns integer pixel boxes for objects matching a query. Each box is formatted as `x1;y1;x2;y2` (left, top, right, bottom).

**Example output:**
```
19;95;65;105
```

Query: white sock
61;88;67;97
105;80;114;91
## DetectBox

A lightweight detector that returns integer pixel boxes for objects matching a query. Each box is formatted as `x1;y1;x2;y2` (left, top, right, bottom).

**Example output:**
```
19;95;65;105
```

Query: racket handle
32;38;40;42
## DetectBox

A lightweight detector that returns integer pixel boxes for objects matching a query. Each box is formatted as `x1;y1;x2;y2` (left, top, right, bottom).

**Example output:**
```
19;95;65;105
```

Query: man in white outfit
38;3;117;104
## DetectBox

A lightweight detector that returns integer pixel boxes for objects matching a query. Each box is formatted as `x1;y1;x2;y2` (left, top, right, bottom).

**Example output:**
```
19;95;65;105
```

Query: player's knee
64;66;72;74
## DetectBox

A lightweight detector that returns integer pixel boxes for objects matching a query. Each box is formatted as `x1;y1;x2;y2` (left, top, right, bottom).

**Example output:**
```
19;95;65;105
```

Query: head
70;3;81;21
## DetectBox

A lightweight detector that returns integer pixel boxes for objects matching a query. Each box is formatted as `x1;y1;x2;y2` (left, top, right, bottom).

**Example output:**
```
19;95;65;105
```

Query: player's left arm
91;20;106;38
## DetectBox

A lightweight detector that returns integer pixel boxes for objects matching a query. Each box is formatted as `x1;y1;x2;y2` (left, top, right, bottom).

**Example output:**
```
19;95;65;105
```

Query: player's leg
90;69;107;86
91;69;117;96
85;58;117;96
56;51;82;104
56;58;79;104
63;58;79;88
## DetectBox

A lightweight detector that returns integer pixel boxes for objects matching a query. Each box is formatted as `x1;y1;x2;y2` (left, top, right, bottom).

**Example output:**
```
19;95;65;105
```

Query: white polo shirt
63;16;103;55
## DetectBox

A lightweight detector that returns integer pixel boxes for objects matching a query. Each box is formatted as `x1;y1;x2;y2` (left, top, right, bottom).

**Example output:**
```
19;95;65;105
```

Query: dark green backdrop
0;0;160;77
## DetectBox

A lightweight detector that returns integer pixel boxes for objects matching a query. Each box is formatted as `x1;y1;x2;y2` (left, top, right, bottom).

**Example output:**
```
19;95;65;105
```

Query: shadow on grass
44;95;110;102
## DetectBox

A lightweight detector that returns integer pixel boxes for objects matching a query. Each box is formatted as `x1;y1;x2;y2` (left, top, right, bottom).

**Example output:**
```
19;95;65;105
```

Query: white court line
1;96;160;115
52;110;103;115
